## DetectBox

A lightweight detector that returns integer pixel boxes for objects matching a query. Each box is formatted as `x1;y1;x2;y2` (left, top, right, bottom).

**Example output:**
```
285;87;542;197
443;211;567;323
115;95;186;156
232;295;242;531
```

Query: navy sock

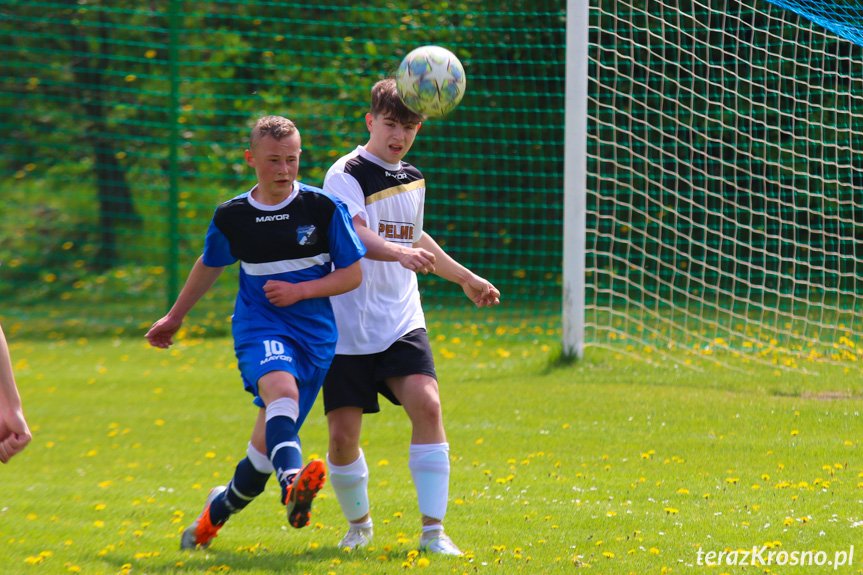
209;457;271;525
266;414;303;499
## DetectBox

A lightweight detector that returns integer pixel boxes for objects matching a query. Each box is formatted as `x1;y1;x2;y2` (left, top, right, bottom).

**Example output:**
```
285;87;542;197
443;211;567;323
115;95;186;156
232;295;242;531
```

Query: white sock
409;442;450;521
265;397;299;421
352;519;373;530
246;442;275;474
422;524;444;536
327;449;371;522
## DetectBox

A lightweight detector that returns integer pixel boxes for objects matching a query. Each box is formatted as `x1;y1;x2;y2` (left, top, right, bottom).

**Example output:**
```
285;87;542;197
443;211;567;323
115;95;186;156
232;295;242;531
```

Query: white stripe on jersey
241;254;331;276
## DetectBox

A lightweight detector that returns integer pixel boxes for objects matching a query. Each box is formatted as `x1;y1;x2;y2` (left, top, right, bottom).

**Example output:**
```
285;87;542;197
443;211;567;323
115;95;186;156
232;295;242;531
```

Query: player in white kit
322;79;500;555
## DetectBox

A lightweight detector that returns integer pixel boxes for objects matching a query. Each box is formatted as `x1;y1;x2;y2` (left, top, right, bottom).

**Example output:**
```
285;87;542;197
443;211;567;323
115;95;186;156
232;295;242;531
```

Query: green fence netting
588;0;863;367
0;1;565;339
6;0;863;366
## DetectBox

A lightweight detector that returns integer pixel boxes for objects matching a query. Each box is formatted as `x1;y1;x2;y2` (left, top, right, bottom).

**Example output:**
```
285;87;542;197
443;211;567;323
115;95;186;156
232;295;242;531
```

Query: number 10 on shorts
264;340;285;357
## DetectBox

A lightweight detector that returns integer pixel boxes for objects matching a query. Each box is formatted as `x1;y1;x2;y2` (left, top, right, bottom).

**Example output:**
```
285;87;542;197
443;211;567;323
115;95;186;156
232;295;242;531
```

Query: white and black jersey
325;146;427;355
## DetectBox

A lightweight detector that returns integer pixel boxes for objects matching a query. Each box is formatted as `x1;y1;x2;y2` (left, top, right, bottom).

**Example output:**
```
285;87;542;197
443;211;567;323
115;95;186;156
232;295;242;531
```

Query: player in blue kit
145;115;366;550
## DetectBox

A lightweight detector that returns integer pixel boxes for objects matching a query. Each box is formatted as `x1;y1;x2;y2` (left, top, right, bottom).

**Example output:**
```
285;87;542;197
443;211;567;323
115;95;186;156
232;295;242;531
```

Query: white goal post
563;0;589;360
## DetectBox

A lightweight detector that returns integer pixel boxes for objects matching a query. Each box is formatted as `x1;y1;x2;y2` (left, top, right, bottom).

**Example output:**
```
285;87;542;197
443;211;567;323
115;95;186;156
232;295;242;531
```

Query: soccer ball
395;45;466;117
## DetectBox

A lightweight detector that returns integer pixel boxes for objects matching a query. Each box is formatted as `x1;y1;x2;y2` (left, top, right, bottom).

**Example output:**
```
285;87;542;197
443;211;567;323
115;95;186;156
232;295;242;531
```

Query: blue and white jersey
202;181;366;368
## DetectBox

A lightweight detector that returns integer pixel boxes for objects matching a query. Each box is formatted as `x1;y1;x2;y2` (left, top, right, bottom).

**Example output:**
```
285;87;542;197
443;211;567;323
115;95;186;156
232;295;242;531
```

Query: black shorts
323;328;437;414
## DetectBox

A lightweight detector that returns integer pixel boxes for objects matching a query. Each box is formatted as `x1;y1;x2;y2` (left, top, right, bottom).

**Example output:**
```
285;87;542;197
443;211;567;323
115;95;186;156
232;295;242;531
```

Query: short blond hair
250;115;298;149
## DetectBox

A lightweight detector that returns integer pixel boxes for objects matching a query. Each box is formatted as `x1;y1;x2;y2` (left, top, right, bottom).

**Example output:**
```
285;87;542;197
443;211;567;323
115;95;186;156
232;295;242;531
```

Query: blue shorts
235;336;327;423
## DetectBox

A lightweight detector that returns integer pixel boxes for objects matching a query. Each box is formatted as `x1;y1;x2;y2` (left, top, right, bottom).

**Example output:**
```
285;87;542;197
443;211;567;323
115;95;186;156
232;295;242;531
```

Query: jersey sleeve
202;217;237;267
413;188;425;243
328;200;367;269
324;168;367;223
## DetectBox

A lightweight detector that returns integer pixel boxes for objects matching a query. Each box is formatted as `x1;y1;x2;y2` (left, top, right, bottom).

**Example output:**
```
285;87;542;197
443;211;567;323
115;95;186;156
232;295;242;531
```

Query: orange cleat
180;485;226;550
285;459;326;528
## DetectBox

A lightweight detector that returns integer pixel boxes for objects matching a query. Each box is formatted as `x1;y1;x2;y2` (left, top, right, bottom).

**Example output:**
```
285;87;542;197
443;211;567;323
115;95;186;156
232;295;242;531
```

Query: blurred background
0;1;565;340
5;0;863;371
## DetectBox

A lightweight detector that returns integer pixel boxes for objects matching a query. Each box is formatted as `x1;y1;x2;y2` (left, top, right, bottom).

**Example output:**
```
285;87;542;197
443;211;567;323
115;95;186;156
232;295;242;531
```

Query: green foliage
1;0;565;332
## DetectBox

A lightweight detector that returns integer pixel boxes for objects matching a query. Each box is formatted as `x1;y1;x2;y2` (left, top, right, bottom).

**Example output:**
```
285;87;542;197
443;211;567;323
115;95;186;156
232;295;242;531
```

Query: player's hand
397;247;436;275
264;280;304;307
0;408;31;463
145;315;183;349
462;275;500;308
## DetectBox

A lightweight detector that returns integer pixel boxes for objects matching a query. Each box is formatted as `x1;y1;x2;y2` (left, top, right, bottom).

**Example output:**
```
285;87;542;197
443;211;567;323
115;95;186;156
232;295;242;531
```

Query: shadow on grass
541;344;578;374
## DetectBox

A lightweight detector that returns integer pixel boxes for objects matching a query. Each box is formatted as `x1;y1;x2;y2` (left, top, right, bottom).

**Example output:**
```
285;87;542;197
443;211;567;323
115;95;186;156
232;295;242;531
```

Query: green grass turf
1;329;862;574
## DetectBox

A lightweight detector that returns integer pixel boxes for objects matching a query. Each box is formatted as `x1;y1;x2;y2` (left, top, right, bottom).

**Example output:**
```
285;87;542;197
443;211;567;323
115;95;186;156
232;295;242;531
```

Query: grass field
2;325;863;574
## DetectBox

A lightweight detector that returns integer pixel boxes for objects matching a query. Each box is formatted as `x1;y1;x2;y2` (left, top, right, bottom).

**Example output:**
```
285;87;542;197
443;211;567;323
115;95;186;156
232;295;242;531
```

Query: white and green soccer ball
395;45;466;117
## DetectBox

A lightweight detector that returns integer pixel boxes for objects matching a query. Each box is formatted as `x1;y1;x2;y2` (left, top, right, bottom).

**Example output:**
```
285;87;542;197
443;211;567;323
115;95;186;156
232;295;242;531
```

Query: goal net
587;0;863;370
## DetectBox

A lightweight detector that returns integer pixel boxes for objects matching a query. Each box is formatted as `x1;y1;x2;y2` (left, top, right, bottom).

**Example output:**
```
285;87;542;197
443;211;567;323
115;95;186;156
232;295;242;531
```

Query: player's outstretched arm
0;324;31;463
414;233;501;308
145;256;225;349
264;260;362;307
352;216;437;274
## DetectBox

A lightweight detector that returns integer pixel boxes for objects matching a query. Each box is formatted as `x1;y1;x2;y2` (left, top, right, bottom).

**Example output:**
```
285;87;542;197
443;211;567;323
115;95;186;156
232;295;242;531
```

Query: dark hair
370;79;426;124
250;115;298;149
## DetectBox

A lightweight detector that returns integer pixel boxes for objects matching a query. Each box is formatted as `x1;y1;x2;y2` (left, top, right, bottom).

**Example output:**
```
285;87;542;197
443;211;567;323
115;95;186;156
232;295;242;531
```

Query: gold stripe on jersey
365;179;426;206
